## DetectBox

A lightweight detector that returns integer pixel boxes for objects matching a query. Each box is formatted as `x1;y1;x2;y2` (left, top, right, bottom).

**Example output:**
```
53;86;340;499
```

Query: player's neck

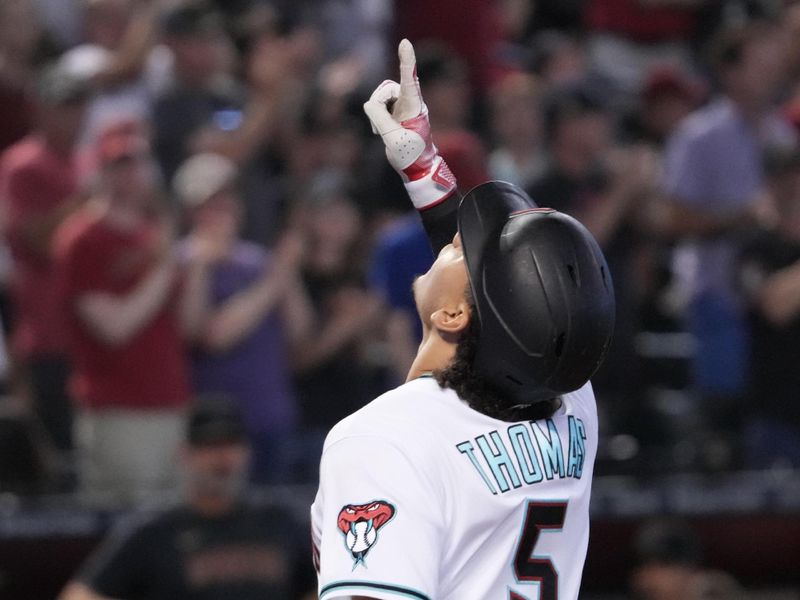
406;329;457;382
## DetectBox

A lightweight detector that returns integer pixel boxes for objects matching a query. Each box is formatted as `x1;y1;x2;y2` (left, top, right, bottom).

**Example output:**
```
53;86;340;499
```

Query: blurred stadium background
0;0;799;598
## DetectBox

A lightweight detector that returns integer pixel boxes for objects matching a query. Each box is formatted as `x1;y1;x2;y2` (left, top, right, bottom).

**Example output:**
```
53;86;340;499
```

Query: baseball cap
95;119;150;168
173;153;238;207
641;65;704;105
187;395;247;446
36;63;92;106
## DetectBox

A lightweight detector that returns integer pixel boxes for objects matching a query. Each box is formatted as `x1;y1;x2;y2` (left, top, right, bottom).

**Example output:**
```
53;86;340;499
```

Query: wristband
403;156;457;210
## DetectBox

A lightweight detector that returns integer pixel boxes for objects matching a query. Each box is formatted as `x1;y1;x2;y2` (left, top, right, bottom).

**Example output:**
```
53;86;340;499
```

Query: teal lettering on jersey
507;424;544;485
533;419;566;480
456;441;497;495
567;416;587;478
476;431;522;493
456;417;588;494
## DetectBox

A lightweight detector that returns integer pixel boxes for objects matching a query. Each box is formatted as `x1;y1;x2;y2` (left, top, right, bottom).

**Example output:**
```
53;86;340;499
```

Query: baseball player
310;40;615;600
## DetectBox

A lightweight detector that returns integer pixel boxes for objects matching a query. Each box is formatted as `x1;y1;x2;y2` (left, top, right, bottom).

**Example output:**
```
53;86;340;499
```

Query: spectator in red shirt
0;64;89;459
54;120;190;505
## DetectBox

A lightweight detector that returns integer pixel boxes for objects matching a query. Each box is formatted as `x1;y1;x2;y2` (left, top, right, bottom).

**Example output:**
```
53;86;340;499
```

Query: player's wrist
404;155;457;210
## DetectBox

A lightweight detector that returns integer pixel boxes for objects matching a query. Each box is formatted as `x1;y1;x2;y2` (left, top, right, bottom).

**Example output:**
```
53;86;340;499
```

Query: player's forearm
418;190;461;255
77;258;176;347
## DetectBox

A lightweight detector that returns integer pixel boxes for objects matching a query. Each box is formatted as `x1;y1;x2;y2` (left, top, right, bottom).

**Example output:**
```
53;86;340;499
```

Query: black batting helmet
458;181;615;405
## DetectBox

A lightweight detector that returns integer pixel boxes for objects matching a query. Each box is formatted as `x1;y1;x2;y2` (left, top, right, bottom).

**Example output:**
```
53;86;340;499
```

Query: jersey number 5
509;501;568;600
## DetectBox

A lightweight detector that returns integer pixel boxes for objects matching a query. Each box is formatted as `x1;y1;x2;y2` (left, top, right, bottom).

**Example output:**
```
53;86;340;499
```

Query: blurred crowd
1;0;800;508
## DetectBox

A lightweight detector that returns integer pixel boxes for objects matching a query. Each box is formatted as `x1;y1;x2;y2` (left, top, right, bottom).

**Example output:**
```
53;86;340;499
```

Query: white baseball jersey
311;374;598;600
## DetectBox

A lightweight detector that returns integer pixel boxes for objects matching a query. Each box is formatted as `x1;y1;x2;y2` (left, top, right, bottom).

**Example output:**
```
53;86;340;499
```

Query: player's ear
430;301;470;336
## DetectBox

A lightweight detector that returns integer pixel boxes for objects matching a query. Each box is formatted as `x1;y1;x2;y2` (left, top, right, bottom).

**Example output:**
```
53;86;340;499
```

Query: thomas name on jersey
456;415;588;495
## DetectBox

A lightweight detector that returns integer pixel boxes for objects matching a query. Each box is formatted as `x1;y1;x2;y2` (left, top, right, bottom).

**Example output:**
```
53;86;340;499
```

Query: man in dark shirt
59;396;311;600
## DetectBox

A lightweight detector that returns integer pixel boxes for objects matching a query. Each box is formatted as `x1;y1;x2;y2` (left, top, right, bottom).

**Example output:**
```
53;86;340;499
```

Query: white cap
173;153;237;208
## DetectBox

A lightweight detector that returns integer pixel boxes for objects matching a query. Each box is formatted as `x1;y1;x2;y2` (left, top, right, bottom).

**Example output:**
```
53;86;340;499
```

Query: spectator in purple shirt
661;20;794;445
176;152;312;483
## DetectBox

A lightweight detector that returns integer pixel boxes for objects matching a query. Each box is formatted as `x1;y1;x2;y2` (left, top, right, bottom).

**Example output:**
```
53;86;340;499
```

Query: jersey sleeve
312;435;444;600
418;191;460;255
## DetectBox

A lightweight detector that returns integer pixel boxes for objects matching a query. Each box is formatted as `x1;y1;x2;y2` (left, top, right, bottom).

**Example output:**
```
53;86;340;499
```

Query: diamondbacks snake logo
337;500;396;568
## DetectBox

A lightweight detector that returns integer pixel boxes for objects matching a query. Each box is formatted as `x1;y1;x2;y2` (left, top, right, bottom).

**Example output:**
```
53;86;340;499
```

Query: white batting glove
363;39;457;210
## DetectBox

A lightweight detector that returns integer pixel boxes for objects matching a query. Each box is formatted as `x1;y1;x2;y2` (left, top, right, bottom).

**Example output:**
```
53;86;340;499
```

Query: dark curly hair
433;290;561;422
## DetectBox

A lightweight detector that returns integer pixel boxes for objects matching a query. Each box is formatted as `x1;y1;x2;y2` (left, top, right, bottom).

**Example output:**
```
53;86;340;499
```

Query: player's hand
363;39;433;177
363;39;456;210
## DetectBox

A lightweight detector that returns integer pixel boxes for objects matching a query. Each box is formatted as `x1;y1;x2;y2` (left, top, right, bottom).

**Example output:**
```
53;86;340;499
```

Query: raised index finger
398;38;418;95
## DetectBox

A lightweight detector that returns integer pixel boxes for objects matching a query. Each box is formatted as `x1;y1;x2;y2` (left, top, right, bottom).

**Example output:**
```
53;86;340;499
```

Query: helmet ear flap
458;182;615;406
